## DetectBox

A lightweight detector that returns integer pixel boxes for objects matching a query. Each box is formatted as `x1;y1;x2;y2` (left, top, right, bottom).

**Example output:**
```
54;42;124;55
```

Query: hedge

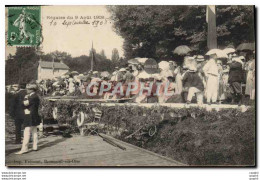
40;98;255;166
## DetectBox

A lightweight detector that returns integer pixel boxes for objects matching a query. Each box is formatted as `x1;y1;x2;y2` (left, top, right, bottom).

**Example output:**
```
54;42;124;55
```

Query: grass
120;107;255;166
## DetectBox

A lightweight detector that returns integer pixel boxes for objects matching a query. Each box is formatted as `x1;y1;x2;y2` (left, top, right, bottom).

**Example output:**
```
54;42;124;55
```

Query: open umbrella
71;71;79;75
136;58;148;64
236;42;255;51
173;45;191;55
206;49;228;58
223;48;236;54
128;58;139;65
101;71;110;77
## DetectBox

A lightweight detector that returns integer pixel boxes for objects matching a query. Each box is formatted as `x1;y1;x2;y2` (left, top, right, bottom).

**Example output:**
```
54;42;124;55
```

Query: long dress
245;60;255;99
175;73;183;95
68;78;75;94
218;66;225;101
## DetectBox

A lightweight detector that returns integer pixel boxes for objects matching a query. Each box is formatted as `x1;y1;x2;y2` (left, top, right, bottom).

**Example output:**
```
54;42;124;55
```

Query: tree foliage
100;49;107;59
5;47;116;85
111;48;120;62
5;47;39;85
108;5;255;60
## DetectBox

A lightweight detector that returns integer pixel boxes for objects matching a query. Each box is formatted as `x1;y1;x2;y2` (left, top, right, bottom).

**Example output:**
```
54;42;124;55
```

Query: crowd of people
5;48;255;154
7;49;255;105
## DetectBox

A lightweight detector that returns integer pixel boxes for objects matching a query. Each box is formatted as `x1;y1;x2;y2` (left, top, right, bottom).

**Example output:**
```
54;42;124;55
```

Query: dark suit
10;89;27;143
228;61;243;104
23;92;41;127
228;61;243;84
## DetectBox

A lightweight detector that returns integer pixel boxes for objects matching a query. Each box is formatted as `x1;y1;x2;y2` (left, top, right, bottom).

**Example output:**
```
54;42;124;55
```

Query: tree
89;48;97;57
111;48;120;62
108;5;255;60
41;51;72;63
10;47;38;84
7;54;13;60
5;48;116;85
100;49;107;59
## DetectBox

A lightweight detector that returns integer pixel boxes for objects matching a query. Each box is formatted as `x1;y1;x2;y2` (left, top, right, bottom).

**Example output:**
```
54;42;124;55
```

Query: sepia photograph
5;5;255;167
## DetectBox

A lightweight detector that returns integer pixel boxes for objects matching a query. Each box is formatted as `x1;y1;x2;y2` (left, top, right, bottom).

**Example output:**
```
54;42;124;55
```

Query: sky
5;6;124;59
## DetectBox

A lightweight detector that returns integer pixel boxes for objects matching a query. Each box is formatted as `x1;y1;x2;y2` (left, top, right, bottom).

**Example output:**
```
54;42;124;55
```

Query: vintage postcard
5;5;255;167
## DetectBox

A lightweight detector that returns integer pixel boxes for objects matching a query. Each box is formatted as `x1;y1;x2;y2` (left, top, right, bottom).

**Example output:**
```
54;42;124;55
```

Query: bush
40;100;255;166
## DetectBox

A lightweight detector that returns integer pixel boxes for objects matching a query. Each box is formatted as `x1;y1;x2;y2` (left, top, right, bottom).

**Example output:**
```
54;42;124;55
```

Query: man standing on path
15;84;41;155
10;83;27;144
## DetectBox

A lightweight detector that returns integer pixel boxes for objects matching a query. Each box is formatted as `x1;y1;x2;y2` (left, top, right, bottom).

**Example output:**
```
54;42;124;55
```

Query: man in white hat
203;53;219;104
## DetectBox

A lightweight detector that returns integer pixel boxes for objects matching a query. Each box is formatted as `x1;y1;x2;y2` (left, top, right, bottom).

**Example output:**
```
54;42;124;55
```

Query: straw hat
119;68;126;72
27;84;37;90
196;55;205;62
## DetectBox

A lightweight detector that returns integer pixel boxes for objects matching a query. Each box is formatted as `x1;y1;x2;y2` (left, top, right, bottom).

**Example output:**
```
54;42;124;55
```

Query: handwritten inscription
46;15;111;27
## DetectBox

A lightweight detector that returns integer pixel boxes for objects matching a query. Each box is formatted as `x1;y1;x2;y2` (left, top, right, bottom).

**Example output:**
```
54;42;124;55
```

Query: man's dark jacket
228;61;243;83
10;89;27;119
182;71;204;91
23;93;41;127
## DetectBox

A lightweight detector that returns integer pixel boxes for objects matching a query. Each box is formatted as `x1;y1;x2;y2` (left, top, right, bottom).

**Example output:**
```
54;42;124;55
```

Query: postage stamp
7;6;41;46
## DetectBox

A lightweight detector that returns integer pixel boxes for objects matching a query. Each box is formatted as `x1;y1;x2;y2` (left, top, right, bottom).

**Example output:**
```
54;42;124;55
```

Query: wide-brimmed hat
119;68;126;72
27;84;37;90
196;55;205;62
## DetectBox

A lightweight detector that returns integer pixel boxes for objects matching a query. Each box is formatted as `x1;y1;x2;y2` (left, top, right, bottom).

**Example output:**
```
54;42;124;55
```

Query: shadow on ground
6;137;68;156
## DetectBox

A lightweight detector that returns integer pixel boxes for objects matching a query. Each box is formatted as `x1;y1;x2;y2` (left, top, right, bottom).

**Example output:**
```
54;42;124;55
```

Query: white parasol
206;49;228;58
223;48;236;55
